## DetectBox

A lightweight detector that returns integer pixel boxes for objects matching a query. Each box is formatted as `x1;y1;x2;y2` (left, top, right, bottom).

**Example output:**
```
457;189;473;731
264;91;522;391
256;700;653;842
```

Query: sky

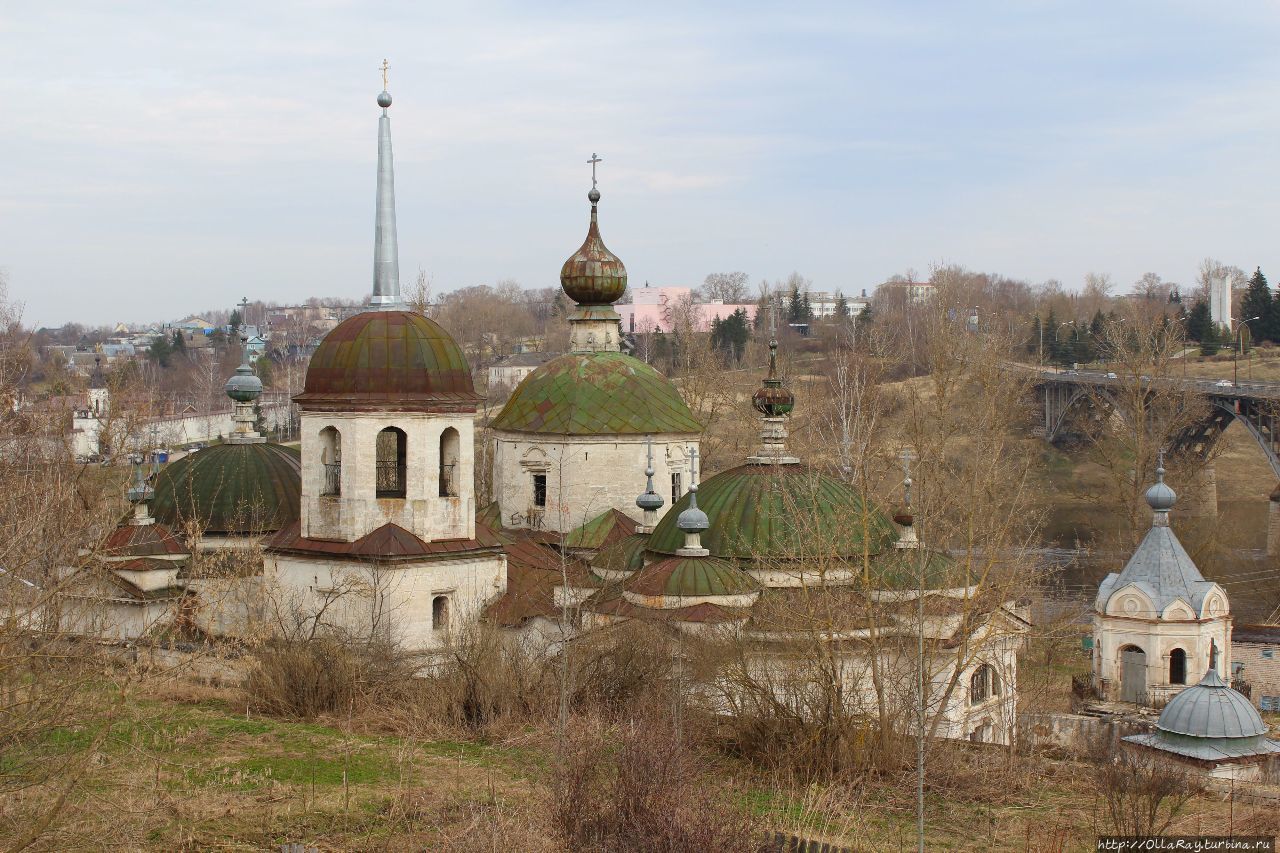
3;1;1280;328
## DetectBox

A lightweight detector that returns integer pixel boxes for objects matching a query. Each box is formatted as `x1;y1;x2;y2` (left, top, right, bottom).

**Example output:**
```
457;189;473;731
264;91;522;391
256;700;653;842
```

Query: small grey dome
588;187;601;204
677;505;709;533
1157;666;1268;739
637;489;664;511
377;90;393;108
1146;466;1176;511
225;362;263;403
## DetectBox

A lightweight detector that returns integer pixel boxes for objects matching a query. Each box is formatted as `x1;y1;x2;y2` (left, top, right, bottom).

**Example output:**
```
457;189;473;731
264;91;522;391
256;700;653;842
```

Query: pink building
617;286;757;334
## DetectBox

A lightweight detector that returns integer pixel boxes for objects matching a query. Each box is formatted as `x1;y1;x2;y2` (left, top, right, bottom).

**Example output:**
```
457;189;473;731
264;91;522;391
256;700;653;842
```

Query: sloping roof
1233;623;1280;645
476;501;503;531
1095;524;1216;615
490;351;701;435
266;521;503;561
294;310;479;411
101;521;187;558
591;533;649;574
151;443;301;535
646;463;896;561
563;508;639;551
492;352;558;368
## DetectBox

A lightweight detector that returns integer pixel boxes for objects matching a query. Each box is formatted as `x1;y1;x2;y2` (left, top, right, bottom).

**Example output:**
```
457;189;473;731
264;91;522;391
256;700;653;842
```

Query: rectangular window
1264;649;1274;660
671;473;682;505
533;474;547;508
1261;696;1279;712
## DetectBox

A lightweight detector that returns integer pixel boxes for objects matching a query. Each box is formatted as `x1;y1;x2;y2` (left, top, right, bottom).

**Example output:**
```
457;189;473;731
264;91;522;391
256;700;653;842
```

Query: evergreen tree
1240;267;1273;343
1028;315;1042;357
171;330;185;352
148;334;172;368
228;309;243;333
835;293;850;319
711;308;750;362
1199;321;1222;356
254;354;274;387
1185;300;1212;342
800;292;813;323
1044;308;1061;363
787;286;803;323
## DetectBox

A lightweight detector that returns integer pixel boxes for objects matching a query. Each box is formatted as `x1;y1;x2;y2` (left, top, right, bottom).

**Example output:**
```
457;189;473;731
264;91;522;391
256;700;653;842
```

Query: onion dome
295;311;479;412
491;351;700;435
677;492;709;534
623;554;759;604
560;183;626;306
151;444;302;535
1125;644;1280;763
751;339;794;417
225;350;262;404
648;464;897;561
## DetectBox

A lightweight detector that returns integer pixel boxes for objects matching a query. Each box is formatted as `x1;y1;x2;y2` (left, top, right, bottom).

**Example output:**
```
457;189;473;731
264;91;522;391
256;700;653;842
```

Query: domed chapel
490;160;702;535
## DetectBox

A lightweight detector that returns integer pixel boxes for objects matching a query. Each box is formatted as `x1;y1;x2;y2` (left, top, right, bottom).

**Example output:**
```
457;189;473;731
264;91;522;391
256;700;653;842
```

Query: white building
1093;461;1231;706
1209;272;1233;334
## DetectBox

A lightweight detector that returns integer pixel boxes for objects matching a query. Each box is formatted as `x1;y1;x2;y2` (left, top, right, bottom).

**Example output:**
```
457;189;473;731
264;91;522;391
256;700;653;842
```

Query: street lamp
1233;316;1261;387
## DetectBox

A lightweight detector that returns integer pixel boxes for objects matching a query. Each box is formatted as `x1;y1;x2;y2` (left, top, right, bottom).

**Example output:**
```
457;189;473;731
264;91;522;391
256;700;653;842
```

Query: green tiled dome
647;464;896;561
491;351;701;435
625;555;759;598
867;546;955;590
151;443;301;535
295;310;479;411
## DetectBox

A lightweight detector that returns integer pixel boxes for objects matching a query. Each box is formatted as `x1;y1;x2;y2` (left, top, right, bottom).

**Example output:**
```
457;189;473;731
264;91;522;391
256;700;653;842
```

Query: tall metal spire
370;59;403;310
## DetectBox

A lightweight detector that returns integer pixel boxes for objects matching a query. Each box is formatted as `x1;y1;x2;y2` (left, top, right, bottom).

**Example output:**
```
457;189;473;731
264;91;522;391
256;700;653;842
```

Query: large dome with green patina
647;464;896;561
294;310;479;412
151;443;301;535
491;351;701;435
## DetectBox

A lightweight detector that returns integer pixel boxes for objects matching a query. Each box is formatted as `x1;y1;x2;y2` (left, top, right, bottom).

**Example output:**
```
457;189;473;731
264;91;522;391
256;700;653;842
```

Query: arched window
970;664;1000;704
1169;648;1187;685
319;426;341;496
432;595;449;630
376;427;407;498
439;428;460;497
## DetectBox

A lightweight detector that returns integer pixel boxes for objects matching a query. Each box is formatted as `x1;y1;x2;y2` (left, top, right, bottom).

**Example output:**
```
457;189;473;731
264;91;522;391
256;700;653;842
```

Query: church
64;73;1031;745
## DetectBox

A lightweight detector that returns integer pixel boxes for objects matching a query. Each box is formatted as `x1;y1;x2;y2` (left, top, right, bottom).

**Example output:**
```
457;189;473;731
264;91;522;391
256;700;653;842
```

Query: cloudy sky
2;2;1279;327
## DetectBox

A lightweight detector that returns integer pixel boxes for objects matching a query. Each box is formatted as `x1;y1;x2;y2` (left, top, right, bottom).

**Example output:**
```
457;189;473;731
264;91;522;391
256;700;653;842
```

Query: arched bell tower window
376;427;407;498
970;663;1000;704
319;426;342;496
1169;648;1187;685
439;427;460;497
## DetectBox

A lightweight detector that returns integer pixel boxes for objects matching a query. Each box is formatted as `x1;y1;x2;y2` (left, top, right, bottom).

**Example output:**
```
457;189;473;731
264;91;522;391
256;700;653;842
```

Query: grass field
4;675;1279;852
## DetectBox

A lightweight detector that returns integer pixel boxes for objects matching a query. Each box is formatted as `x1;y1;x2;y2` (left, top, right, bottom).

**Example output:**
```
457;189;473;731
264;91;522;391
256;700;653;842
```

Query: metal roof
646;463;896;561
1155;665;1269;739
295;311;479;411
624;554;759;598
150;443;301;535
490;351;701;435
1095;523;1216;616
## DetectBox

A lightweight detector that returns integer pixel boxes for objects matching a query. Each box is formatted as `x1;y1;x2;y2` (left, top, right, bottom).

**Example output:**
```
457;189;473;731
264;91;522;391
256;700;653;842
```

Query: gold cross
381;58;389;90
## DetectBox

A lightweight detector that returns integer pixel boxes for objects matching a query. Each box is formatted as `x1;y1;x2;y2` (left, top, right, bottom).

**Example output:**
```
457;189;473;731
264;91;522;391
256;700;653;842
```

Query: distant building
1209;273;1233;333
616;285;756;334
1230;624;1280;711
488;352;559;392
807;290;870;319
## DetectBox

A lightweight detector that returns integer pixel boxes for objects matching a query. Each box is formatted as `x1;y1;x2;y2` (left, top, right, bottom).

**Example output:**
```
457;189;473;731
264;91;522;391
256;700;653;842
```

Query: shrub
553;715;758;852
246;638;362;717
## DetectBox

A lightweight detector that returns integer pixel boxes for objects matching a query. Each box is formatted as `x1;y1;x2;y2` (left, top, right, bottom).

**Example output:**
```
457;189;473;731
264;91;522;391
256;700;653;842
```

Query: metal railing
375;460;406;498
321;462;341;496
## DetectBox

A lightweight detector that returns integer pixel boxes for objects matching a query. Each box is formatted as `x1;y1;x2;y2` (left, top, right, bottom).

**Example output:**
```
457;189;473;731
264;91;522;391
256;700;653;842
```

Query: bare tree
700;271;750;303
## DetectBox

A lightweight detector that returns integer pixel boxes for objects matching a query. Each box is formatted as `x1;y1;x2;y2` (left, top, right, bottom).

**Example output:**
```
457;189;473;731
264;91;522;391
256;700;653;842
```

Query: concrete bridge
1032;368;1280;552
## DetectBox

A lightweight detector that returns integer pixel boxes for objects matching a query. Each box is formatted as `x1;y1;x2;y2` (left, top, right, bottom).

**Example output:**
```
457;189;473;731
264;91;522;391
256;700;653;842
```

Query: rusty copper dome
560;191;627;306
295;310;480;412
